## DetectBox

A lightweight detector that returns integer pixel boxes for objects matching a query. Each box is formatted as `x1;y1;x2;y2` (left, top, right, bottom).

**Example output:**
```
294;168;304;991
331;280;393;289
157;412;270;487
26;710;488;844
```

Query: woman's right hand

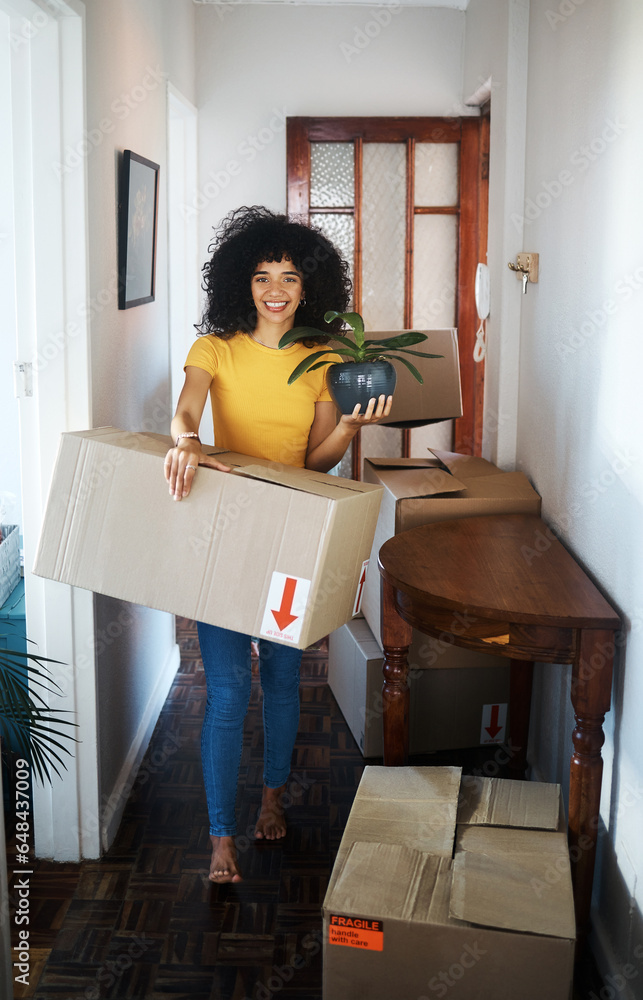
164;443;232;501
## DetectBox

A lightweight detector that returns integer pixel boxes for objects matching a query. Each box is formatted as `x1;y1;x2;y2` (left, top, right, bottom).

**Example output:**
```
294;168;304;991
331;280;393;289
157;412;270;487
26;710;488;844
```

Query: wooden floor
6;617;605;999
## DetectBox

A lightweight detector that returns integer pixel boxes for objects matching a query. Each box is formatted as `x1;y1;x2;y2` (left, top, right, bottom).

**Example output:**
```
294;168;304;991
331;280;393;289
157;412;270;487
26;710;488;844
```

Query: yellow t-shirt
185;332;338;468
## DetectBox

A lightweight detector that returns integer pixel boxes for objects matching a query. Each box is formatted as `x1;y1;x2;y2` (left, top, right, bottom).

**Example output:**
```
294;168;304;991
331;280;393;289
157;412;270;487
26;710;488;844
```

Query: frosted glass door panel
313;214;355;293
361;143;406;331
410;421;454;455
360;424;404;475
310;143;354;208
413;215;457;328
414;143;459;206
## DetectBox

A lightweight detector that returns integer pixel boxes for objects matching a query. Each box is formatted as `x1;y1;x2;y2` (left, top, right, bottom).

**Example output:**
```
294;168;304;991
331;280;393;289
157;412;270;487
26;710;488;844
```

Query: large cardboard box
33;428;383;649
362;450;542;646
369;329;463;427
328;618;510;757
323;766;575;1000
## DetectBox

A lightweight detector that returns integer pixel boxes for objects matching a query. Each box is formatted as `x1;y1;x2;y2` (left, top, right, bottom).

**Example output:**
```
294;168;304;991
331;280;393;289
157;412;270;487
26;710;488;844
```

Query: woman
164;206;391;883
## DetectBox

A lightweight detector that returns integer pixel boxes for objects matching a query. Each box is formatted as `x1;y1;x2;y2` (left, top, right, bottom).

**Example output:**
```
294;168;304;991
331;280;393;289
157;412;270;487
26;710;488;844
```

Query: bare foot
254;783;287;840
209;835;242;882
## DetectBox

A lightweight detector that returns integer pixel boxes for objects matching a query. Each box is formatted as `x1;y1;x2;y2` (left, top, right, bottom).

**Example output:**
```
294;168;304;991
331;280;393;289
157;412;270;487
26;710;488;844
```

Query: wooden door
287;115;489;476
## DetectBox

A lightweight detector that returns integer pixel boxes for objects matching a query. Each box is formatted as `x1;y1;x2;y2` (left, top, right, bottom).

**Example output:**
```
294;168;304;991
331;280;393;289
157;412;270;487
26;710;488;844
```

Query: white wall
81;0;196;839
194;4;469;257
466;0;643;987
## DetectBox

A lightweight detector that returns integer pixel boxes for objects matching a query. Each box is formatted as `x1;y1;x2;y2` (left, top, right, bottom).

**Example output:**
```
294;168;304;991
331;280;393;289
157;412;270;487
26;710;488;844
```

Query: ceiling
193;0;469;8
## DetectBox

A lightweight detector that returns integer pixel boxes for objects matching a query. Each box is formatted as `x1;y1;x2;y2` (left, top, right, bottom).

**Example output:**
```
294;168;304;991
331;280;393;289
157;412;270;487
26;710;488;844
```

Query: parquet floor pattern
6;617;604;999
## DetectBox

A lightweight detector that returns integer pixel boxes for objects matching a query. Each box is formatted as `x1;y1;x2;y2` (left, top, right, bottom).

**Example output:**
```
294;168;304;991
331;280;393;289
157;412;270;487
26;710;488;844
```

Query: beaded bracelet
176;432;200;447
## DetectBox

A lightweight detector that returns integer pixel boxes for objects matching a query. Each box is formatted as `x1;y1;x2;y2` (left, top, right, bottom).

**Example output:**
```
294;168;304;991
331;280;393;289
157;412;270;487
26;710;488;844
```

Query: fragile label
480;702;507;744
328;914;384;951
260;572;311;645
352;559;369;616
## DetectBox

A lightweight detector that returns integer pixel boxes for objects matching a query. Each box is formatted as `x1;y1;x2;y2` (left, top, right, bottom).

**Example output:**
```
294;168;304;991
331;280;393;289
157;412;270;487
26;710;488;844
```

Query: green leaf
324;310;365;347
363;332;427;349
278;327;326;349
386;348;444;359
287;350;333;383
387;354;425;384
1;648;78;784
305;360;335;373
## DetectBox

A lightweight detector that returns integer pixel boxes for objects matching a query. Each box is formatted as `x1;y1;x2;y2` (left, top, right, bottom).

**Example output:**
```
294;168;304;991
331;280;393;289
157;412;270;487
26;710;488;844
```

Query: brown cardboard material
323;767;575;1000
328;618;510;757
456;773;562;830
366;329;463;427
33;427;383;650
361;449;542;647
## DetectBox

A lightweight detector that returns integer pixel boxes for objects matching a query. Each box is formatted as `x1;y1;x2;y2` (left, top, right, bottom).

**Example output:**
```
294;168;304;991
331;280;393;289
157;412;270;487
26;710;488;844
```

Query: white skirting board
591;910;639;1000
100;640;181;852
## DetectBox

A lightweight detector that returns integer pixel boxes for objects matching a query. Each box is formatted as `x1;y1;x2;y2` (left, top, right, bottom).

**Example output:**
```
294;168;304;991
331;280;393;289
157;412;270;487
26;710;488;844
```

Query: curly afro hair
196;205;352;345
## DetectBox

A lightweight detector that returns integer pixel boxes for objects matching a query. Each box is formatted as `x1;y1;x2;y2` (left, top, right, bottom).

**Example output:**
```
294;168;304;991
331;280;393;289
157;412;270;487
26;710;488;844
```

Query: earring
299;296;306;307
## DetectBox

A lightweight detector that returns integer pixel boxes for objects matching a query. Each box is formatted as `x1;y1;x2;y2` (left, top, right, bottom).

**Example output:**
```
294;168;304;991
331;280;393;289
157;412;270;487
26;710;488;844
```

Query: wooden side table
378;513;620;941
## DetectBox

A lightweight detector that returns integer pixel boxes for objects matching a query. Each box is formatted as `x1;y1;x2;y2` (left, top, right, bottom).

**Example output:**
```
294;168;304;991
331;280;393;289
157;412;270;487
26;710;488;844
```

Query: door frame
2;0;100;863
286;115;489;461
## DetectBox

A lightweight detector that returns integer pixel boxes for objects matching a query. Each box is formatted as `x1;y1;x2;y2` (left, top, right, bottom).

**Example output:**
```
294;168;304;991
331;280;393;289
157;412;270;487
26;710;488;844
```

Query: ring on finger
186;464;197;472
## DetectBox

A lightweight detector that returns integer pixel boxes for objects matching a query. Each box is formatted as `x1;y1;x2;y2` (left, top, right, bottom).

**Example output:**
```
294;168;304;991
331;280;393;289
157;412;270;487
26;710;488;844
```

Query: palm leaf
0;646;78;784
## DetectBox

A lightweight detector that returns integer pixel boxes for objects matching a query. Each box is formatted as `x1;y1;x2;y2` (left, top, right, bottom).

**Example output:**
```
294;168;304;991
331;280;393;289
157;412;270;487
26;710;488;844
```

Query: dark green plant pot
328;360;397;415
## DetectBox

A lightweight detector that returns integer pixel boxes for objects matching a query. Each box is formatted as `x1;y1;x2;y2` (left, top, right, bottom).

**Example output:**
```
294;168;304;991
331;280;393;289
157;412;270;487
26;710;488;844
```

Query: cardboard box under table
33;427;383;650
328;617;510;757
323;766;575;1000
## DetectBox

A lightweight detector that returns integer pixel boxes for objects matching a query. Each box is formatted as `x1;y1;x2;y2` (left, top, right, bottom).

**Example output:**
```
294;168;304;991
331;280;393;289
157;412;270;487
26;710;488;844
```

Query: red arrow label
485;705;502;739
353;561;368;615
271;576;298;631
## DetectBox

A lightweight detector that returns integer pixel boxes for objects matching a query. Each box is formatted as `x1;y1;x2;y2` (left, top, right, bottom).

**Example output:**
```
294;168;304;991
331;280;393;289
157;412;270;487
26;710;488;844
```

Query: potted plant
278;310;443;413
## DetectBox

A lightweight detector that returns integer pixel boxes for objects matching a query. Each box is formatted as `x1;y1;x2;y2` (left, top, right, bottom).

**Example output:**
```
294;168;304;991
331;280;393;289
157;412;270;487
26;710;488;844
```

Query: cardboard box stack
33;428;383;650
323;766;575;1000
327;450;541;756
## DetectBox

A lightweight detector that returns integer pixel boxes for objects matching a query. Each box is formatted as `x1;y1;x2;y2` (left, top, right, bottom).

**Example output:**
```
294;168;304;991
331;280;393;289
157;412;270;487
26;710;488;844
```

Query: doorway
1;0;99;866
287;115;489;476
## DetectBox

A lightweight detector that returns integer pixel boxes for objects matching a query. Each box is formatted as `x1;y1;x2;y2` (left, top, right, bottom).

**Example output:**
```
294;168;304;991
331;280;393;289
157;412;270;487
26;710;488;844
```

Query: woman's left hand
339;394;393;428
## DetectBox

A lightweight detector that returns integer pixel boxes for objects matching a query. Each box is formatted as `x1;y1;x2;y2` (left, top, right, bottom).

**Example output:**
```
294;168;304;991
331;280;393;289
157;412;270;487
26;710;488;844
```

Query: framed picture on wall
118;150;160;309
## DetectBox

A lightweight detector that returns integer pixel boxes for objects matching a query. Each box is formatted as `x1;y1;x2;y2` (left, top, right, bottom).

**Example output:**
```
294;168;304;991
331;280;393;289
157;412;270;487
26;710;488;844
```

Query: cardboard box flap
457;776;561;830
330;841;451;925
364;465;467;500
345;802;456;857
229;464;375;501
450;827;576;939
456;471;541;502
364;457;441;470
429;449;505;480
338;765;462;857
358;764;462;803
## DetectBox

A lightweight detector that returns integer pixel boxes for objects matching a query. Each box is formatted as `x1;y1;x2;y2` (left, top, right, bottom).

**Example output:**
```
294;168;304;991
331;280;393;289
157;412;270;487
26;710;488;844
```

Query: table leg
569;628;615;942
508;659;534;779
380;577;413;766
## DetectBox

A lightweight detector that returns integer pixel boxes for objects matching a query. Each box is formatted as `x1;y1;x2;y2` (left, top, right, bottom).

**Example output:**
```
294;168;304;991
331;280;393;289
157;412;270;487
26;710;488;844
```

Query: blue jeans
197;622;303;837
